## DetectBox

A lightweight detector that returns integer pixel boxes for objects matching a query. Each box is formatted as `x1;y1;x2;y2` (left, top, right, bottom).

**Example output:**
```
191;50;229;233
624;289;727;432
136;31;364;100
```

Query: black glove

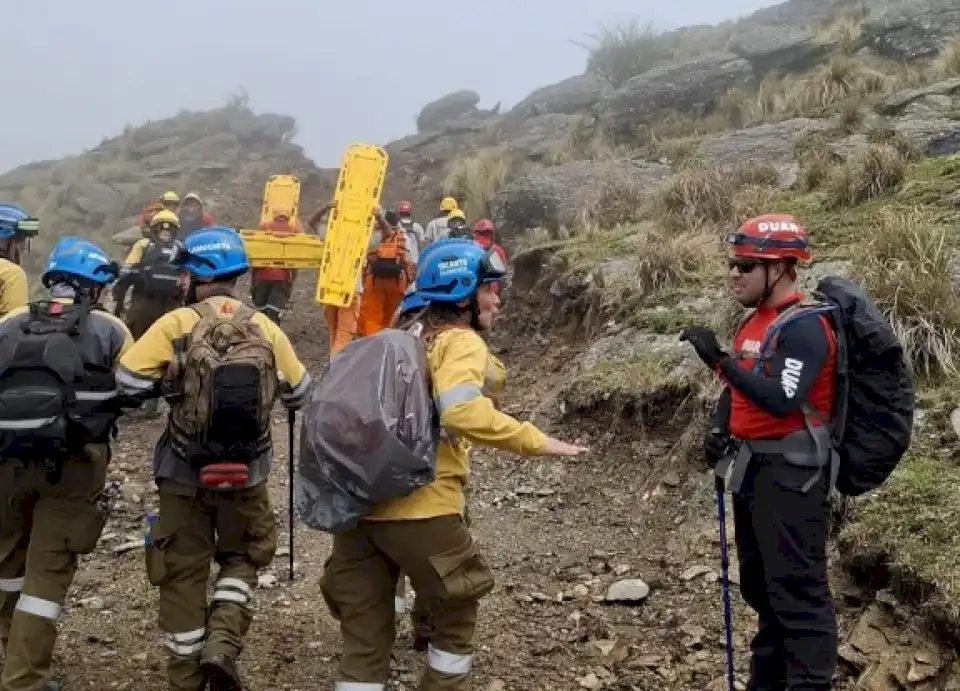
680;326;729;369
703;426;733;469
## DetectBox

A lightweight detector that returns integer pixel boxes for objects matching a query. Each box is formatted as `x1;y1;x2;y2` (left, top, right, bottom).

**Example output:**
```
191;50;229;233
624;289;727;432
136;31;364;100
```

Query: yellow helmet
161;190;181;203
149;209;180;229
440;197;458;212
447;209;466;221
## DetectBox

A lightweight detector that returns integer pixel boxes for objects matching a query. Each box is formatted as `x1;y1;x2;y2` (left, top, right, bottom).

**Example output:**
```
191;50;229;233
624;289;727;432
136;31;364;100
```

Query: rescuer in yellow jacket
321;238;589;691
0;204;36;317
116;228;311;691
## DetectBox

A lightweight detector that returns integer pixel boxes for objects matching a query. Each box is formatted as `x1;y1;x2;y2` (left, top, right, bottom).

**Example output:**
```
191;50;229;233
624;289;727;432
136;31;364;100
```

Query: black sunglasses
728;258;766;273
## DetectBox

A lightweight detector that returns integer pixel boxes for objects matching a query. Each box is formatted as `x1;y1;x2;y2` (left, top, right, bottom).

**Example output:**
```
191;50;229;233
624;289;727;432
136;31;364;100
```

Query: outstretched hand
542;437;590;457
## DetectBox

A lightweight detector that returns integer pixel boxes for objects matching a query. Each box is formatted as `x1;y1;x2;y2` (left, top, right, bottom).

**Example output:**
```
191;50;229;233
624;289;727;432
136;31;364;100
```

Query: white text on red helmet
757;221;800;232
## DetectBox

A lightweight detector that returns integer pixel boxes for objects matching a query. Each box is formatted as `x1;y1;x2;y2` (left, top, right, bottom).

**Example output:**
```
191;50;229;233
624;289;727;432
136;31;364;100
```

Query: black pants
250;279;293;323
733;454;837;691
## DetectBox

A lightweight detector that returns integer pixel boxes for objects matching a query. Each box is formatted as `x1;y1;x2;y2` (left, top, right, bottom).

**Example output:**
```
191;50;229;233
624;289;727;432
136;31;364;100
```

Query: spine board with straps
315;143;389;307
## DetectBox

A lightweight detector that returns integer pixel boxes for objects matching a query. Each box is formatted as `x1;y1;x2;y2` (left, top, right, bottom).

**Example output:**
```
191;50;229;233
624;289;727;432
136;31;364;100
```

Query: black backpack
137;241;182;298
757;276;915;496
0;301;92;462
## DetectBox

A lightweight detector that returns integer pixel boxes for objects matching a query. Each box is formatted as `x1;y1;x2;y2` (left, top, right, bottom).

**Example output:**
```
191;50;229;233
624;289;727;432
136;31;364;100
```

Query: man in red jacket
472;219;506;263
250;213;301;323
681;214;838;691
178;192;215;237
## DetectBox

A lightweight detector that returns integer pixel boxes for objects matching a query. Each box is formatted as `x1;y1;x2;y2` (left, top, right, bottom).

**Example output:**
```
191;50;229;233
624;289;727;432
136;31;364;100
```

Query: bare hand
541;436;590;457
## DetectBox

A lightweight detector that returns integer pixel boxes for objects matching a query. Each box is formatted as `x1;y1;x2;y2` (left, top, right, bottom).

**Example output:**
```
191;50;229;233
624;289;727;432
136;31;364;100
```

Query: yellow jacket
116;295;310;403
0;258;28;316
123;238;150;266
368;328;546;521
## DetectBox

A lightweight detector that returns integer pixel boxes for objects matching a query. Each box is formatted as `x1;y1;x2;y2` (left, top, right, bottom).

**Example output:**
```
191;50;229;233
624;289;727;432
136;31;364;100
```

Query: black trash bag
295;328;438;533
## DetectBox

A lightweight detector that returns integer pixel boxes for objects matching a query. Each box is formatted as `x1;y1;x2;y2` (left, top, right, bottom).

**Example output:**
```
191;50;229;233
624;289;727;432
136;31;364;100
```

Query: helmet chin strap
745;263;786;309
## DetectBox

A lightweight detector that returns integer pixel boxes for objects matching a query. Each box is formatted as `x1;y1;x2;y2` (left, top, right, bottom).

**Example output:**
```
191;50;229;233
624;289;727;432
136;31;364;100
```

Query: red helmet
727;214;811;262
473;219;494;234
397;201;413;215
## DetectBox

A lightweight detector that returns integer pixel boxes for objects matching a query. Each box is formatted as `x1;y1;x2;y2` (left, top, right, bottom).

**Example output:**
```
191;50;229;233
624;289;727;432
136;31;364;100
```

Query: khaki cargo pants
145;480;277;691
322;515;494;690
0;444;111;691
125;295;182;339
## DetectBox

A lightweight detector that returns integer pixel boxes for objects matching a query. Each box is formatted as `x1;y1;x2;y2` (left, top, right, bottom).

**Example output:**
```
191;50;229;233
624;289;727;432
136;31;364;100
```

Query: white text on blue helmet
190;242;233;253
437;258;468;272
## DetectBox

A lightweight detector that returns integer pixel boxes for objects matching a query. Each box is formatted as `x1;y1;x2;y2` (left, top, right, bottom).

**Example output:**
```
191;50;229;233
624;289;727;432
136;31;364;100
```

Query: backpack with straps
369;235;406;279
137;241;182;298
753;276;915;496
163;301;279;465
0;301;93;461
296;325;438;533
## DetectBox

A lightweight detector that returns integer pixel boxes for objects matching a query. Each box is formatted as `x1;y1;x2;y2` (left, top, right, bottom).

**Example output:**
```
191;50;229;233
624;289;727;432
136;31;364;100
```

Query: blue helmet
42;237;118;287
416;238;506;303
178;227;249;280
0;204;32;240
398;290;429;317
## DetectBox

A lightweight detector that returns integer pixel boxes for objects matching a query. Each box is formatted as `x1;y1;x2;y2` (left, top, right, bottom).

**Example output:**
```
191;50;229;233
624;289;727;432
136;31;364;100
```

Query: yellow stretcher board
239;229;325;269
315;143;389;307
260;175;301;226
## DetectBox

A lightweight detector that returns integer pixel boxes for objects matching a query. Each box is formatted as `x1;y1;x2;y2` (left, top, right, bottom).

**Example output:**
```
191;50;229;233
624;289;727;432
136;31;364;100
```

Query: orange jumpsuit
357;227;415;338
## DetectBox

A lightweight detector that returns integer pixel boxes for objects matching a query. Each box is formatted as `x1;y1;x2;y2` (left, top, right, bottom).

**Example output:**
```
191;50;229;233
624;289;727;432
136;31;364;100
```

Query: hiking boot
412;635;430;653
43;680;62;691
201;653;244;691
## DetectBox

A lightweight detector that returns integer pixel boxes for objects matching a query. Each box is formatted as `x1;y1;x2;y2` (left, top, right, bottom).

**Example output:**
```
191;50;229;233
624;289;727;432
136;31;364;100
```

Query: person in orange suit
250;212;301;323
357;209;415;337
306;199;363;359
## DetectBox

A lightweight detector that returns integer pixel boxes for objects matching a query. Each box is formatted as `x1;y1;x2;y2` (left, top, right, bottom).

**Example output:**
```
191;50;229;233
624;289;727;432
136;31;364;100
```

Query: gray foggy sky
1;0;777;172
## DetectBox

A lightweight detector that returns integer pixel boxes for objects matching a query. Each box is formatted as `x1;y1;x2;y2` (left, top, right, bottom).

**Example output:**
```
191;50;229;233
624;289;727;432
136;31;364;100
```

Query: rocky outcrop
876;79;960;117
416;90;482;133
0;104;331;268
490;160;671;241
597;54;753;139
509;75;613;118
696;118;832;187
862;0;960;59
728;25;832;74
892;118;960;157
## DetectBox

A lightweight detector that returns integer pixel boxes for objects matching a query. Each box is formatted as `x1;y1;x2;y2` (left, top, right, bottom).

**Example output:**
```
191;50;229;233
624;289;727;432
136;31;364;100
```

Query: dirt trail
28;280;911;689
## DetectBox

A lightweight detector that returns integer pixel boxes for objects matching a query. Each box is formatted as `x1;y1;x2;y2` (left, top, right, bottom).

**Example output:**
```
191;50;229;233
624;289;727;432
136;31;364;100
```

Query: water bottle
144;511;159;547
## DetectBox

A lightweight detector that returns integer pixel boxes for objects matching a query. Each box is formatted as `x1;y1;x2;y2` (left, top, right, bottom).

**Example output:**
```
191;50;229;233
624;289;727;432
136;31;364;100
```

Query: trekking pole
714;468;735;691
288;408;296;581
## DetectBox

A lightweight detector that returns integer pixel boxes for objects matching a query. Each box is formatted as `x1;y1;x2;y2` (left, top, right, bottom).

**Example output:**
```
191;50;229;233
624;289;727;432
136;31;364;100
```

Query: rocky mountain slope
2;0;960;687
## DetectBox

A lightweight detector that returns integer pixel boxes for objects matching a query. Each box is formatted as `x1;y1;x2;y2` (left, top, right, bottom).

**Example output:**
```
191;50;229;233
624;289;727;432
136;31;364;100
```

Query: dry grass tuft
794;134;844;191
442;149;519;221
654;162;782;231
814;5;866;55
628;228;720;297
545;116;617;166
576;168;651;229
934;37;960;77
824;144;908;208
579;21;673;87
854;207;960;375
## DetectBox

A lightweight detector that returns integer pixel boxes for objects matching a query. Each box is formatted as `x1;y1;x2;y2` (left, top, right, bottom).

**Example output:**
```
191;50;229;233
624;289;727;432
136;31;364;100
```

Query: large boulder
728;25;833;74
509;75;614;118
876;78;960;117
892;119;960;157
497;113;585;161
862;0;960;60
597;53;753;138
696;118;832;187
416;90;481;133
490;160;672;242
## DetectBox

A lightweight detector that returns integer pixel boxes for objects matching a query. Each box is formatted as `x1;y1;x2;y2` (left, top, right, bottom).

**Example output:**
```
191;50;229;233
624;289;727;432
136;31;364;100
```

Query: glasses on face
728;258;764;274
